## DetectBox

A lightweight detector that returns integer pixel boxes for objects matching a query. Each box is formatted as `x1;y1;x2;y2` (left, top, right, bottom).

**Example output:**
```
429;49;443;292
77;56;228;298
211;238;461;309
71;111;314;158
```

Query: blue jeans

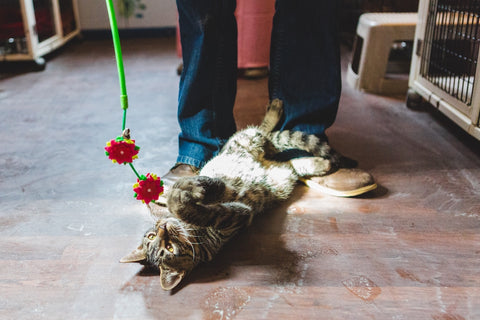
176;0;341;168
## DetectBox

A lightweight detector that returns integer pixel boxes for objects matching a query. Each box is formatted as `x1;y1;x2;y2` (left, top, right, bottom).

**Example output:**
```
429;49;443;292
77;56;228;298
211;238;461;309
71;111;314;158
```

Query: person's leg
176;0;238;169
269;1;377;197
269;0;341;139
157;0;238;205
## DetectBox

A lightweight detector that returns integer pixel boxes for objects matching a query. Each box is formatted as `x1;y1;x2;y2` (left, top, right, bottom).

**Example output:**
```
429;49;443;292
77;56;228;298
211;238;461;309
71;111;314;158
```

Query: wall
77;0;177;30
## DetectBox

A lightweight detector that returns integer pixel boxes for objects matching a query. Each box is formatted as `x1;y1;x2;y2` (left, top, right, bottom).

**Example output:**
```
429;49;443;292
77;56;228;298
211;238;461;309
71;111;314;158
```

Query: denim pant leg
270;0;341;139
176;0;238;168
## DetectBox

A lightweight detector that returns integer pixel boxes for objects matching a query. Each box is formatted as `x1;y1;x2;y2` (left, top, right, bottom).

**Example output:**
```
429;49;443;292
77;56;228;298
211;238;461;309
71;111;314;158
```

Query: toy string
128;163;142;180
105;0;128;130
105;0;142;181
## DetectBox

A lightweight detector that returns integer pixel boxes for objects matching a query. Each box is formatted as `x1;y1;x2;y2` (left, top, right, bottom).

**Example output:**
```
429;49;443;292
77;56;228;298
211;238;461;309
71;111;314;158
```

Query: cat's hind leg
290;156;332;178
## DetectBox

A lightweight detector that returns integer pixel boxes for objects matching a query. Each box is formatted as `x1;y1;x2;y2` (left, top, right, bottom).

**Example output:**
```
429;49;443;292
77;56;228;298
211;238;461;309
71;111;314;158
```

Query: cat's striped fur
121;100;340;290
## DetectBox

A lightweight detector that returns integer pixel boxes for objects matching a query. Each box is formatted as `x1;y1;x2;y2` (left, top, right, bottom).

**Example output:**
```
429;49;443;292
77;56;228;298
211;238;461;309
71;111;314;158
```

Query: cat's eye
166;243;174;253
147;232;156;240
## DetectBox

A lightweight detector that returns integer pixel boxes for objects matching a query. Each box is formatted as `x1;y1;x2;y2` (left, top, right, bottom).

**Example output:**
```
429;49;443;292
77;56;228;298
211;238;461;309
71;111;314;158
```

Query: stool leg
359;28;393;93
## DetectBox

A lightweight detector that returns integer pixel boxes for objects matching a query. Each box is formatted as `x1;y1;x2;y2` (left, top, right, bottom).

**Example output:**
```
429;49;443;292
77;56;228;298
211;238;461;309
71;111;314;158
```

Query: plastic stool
347;13;417;94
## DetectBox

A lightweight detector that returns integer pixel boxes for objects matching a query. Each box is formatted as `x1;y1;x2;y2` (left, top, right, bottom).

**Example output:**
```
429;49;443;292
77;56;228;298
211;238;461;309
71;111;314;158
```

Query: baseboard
81;27;176;40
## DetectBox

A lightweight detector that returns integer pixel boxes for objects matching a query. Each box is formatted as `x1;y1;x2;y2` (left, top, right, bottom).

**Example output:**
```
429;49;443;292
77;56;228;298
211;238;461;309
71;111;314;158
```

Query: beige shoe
301;168;377;197
155;163;199;205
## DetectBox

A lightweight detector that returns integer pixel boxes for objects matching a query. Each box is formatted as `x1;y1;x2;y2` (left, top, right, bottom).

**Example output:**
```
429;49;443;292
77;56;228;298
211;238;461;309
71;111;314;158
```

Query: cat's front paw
167;176;226;216
167;177;205;215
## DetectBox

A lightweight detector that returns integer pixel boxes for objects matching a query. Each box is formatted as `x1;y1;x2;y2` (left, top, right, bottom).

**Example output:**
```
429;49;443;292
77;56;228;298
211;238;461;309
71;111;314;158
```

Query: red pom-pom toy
105;129;163;204
133;173;164;204
105;135;140;164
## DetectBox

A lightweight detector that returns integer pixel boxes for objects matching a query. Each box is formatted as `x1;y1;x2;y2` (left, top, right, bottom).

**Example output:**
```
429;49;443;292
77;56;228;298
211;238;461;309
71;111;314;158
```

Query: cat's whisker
185;238;196;262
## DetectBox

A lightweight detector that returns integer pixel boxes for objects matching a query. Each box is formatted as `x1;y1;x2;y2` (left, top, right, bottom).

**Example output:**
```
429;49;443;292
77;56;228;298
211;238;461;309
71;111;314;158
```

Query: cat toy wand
104;0;163;204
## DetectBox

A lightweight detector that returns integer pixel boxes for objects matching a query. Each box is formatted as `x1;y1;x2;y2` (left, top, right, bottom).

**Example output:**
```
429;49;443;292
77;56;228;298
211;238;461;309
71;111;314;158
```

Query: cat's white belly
200;154;263;179
200;154;295;198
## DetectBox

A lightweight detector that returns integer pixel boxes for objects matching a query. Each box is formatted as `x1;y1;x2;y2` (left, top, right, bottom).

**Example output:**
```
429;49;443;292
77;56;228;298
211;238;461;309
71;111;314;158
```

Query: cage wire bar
420;0;480;106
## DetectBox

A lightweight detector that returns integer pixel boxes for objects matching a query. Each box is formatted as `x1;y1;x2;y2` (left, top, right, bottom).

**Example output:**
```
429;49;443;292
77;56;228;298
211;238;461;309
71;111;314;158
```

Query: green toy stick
105;0;128;130
104;0;164;204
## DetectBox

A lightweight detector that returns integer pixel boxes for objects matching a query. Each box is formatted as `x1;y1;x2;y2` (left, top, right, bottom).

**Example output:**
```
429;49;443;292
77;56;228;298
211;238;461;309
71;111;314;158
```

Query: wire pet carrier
408;0;480;140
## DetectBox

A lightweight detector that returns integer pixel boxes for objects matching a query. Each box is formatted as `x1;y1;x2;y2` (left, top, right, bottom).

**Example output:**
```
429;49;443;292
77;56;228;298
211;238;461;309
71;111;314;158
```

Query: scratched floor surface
1;37;479;319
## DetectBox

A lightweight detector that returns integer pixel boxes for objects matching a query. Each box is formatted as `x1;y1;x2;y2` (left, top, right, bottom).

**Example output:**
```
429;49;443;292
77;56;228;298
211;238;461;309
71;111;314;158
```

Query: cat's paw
167;177;205;213
290;157;332;177
167;176;226;216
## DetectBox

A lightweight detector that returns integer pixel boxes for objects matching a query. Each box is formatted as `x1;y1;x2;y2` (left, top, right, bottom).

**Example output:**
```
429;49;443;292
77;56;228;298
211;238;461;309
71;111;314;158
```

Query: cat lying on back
121;99;342;290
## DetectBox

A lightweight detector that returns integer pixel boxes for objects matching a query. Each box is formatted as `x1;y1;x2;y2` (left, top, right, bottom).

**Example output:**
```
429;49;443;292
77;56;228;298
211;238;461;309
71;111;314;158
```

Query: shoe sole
300;177;378;197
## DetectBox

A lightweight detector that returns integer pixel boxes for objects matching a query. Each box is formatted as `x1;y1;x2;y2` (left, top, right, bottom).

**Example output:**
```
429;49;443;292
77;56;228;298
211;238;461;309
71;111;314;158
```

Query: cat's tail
259;99;283;133
269;130;358;170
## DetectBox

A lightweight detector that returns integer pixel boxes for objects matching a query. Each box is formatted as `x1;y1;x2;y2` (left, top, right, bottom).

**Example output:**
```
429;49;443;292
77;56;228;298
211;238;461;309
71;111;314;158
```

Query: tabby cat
121;99;341;290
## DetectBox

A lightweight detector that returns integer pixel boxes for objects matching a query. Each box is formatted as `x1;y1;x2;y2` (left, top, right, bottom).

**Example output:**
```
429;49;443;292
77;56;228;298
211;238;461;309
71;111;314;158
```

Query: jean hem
176;155;206;169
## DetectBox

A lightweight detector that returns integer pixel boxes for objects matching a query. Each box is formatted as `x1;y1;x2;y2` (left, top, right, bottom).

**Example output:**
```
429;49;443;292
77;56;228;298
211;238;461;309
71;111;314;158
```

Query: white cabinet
0;0;80;69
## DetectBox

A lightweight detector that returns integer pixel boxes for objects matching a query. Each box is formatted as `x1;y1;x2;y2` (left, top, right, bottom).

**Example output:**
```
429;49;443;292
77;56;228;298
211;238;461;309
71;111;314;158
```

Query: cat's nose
157;223;167;236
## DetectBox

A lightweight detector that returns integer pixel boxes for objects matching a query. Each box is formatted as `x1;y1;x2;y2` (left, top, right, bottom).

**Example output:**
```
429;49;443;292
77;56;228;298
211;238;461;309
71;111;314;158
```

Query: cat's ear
159;267;186;290
119;245;147;263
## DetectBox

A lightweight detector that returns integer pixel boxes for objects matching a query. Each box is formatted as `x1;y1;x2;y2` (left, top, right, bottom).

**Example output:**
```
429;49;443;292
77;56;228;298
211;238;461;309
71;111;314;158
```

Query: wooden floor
1;37;479;319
